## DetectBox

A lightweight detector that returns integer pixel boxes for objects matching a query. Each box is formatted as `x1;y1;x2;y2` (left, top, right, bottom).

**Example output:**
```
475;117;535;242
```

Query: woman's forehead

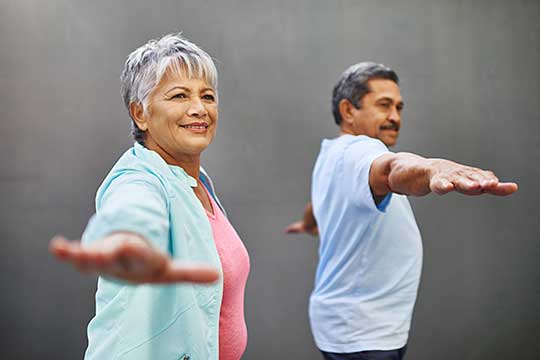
156;68;215;92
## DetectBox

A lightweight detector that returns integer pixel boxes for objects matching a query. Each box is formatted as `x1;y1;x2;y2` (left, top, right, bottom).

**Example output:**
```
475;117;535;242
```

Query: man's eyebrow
375;97;404;108
375;97;397;103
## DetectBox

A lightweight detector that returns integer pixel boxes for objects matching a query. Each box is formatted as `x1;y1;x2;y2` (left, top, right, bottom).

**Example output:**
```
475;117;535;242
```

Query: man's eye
379;103;391;109
202;94;215;101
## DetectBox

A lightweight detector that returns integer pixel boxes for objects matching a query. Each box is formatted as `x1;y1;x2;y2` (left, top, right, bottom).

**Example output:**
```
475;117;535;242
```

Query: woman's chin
174;139;212;155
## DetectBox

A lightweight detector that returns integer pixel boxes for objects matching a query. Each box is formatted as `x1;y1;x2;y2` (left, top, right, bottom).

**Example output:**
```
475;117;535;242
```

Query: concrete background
1;0;539;358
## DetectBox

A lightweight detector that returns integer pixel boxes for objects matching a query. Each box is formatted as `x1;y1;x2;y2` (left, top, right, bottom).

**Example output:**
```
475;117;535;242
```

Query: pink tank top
205;189;250;360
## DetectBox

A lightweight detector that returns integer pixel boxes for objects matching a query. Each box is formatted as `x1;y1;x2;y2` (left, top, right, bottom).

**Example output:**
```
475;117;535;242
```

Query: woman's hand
49;232;219;284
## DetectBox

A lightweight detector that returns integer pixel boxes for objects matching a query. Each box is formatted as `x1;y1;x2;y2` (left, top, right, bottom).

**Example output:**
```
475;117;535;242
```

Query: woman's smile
180;122;210;134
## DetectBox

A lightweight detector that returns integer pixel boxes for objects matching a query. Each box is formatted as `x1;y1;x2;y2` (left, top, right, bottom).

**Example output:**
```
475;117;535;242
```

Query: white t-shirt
310;134;423;352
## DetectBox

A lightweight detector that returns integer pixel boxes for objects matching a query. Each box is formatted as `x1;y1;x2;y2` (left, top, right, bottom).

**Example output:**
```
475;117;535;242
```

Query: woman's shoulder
96;148;172;199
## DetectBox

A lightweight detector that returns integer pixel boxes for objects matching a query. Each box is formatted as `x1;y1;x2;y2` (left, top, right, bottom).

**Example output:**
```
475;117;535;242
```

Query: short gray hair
120;33;218;145
331;62;398;125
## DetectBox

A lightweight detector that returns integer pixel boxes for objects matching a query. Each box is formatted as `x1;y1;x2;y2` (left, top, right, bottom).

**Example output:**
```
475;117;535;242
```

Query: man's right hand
49;233;219;284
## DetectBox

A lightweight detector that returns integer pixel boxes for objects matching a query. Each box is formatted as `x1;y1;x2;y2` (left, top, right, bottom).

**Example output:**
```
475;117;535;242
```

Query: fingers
431;162;517;197
453;177;483;195
430;177;454;195
50;236;92;267
284;221;304;234
49;235;152;276
453;169;517;196
157;262;220;284
50;236;96;273
467;170;498;187
485;182;518;196
49;235;77;260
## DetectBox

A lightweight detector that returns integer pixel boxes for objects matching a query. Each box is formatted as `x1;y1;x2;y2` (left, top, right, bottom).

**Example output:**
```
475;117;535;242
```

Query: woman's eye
172;93;187;99
202;94;215;101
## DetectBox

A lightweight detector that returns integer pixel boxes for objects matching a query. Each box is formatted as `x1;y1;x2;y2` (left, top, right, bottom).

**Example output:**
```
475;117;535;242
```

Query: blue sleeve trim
376;192;392;212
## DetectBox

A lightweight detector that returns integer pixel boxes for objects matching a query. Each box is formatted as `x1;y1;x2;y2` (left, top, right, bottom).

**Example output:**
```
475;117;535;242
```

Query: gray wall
1;0;539;359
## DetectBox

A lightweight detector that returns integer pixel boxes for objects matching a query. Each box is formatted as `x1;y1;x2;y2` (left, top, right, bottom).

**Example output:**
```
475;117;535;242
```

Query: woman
50;33;250;360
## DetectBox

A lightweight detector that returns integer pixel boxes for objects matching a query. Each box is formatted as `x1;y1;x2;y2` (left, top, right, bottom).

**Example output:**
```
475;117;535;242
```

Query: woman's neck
144;140;201;180
172;155;201;180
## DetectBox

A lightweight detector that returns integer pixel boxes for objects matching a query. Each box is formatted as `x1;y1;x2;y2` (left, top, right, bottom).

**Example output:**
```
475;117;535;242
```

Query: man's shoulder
322;134;386;153
339;136;388;166
346;135;387;150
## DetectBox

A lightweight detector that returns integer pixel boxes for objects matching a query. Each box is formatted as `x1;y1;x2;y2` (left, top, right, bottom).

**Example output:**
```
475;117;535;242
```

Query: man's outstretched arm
286;153;518;236
370;152;518;198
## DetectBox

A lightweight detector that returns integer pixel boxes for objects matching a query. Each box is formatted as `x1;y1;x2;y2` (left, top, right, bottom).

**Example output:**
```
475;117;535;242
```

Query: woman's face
136;68;218;162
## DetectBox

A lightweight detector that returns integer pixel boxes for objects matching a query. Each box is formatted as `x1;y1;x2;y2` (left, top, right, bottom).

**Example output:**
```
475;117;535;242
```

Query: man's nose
389;106;401;124
187;98;207;117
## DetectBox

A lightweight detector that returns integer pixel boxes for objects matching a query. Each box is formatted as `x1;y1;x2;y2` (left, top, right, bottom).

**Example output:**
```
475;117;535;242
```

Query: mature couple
50;33;517;360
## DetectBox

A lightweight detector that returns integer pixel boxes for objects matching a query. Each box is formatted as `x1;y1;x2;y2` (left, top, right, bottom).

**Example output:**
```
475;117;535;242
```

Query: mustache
380;123;400;131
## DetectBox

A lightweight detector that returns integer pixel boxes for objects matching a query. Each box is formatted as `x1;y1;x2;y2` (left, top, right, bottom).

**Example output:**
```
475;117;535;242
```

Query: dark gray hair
120;33;218;145
331;62;399;125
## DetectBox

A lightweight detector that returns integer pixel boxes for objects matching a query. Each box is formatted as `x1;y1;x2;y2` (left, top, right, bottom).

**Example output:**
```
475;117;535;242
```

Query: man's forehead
366;79;402;101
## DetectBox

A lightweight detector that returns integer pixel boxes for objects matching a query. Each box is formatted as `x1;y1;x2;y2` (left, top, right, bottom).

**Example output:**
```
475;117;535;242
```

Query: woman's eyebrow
165;86;215;95
165;86;191;95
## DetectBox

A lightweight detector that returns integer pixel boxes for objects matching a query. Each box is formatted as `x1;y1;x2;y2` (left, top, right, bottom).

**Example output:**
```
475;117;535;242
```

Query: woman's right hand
49;232;219;284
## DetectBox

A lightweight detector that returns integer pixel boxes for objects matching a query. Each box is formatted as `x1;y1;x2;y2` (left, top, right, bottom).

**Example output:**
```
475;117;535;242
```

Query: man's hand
285;202;319;236
285;220;319;236
426;159;518;196
49;233;219;284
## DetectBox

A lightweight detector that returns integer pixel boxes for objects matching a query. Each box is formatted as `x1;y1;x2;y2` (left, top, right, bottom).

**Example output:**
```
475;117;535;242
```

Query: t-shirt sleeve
81;172;170;253
343;137;392;213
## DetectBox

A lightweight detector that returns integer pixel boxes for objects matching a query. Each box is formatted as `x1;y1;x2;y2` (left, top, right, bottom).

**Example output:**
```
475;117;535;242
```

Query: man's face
348;79;403;147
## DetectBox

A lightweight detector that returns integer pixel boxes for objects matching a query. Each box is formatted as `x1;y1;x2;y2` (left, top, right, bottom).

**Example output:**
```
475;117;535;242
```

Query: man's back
310;134;423;353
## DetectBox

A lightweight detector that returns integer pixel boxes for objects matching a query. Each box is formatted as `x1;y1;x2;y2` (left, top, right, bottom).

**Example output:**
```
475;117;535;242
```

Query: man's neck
339;126;356;136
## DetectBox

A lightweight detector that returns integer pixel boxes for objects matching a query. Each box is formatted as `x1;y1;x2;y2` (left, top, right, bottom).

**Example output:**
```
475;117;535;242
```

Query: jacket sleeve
82;171;170;253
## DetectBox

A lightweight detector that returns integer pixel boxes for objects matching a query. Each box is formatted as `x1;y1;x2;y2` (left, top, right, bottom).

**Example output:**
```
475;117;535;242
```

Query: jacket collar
133;142;198;188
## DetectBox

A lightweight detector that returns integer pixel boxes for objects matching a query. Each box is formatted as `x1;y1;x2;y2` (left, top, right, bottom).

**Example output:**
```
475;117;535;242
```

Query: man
286;62;517;360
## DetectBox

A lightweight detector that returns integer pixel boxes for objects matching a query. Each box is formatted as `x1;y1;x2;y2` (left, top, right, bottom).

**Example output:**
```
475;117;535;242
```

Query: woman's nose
187;98;207;117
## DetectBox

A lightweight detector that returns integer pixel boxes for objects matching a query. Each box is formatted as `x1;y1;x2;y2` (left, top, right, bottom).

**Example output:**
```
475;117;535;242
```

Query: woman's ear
130;102;148;131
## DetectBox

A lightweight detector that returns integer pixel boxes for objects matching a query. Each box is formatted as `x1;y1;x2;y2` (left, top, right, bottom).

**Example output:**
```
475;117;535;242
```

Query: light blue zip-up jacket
82;143;225;360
